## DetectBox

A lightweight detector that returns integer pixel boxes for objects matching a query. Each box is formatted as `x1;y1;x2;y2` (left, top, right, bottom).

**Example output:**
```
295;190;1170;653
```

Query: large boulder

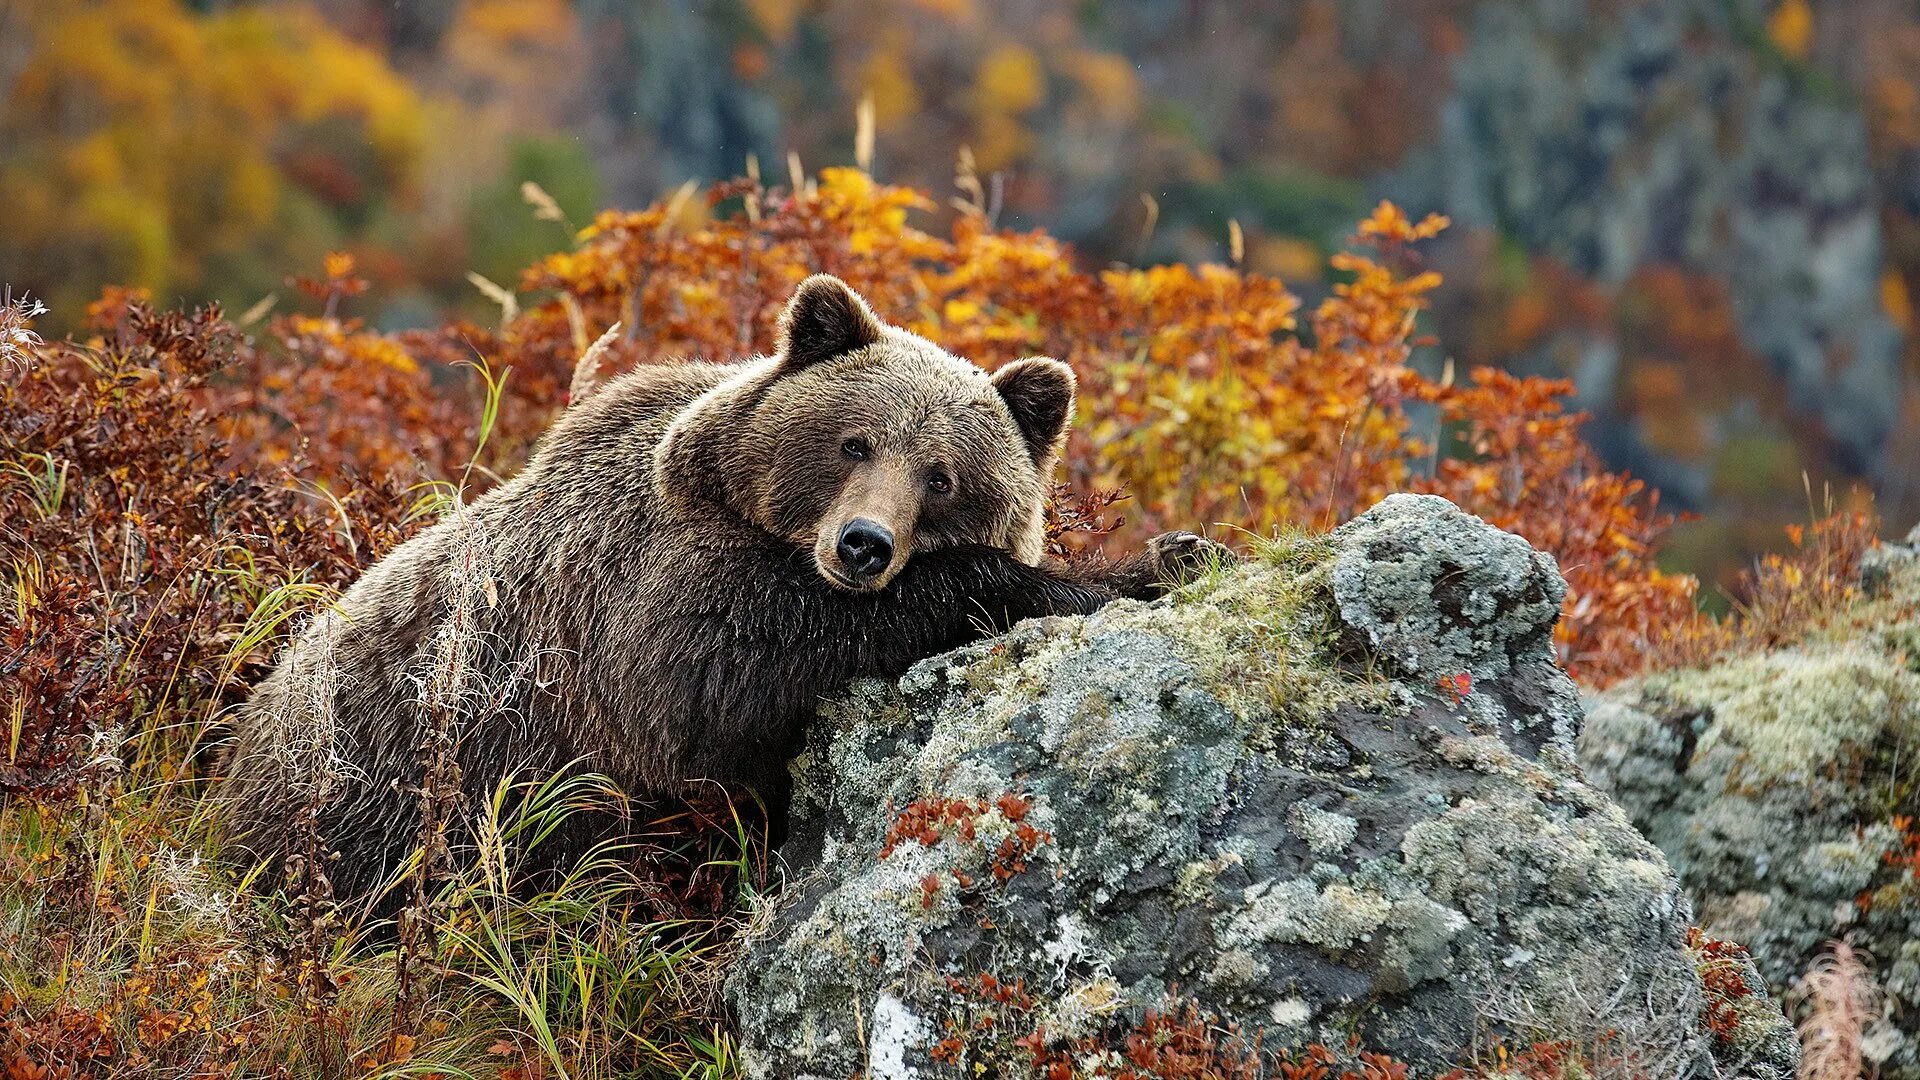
728;494;1798;1079
1583;525;1920;1078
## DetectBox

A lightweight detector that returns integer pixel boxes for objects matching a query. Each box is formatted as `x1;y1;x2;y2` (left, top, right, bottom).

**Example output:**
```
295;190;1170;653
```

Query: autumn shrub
0;296;414;798
1647;505;1883;673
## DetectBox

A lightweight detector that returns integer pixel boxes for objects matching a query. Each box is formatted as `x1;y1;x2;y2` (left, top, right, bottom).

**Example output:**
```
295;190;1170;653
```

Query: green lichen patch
1641;645;1920;785
1158;551;1393;745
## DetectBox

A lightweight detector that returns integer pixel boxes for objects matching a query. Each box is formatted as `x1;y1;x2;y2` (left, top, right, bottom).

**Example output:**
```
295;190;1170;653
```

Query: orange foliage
878;793;1050;904
1687;927;1760;1048
931;979;1270;1080
1280;1043;1410;1080
1417;367;1697;683
502;178;1692;683
1650;508;1881;673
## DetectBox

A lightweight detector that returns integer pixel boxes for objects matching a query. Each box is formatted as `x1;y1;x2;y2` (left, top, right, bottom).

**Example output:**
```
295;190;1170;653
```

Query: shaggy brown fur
220;276;1225;899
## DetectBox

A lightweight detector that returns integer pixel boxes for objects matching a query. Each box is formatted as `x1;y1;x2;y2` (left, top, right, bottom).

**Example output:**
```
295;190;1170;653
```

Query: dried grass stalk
1791;940;1883;1080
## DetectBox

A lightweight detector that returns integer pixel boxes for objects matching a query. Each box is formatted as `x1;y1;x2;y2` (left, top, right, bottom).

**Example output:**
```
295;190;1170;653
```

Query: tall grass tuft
1791;941;1883;1080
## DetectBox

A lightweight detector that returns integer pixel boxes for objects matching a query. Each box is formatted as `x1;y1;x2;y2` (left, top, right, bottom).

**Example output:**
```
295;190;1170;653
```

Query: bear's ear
777;274;884;372
992;357;1076;463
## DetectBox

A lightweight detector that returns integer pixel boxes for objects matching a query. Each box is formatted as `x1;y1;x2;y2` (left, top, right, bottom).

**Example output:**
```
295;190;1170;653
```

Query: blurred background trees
0;0;427;318
3;0;1917;590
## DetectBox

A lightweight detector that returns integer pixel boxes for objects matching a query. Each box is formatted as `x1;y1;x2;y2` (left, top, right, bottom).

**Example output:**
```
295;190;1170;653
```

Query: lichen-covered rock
1583;524;1920;1078
728;494;1797;1079
1329;494;1580;754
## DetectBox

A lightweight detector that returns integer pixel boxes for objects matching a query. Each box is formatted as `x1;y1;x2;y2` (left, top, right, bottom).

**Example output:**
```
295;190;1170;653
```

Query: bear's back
532;359;746;483
219;359;751;885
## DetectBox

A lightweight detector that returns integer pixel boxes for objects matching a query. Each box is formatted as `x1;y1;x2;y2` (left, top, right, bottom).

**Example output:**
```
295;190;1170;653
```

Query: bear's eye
841;437;870;461
926;469;953;495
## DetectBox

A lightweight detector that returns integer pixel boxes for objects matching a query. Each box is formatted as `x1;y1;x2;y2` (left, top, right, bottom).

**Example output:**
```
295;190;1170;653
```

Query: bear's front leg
887;531;1235;642
1055;530;1238;600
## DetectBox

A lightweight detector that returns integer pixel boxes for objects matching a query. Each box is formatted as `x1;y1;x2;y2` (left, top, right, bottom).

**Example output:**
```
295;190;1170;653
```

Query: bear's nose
836;519;894;579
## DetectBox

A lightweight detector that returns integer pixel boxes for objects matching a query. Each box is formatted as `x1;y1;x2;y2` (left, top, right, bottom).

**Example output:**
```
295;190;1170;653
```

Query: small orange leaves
1437;672;1472;705
880;793;1052;903
1356;200;1450;245
294;251;371;305
880;795;987;858
880;793;1047;861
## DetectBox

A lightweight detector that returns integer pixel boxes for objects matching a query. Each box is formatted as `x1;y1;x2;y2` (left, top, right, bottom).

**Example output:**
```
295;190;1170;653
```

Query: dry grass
0;723;759;1077
1790;941;1884;1080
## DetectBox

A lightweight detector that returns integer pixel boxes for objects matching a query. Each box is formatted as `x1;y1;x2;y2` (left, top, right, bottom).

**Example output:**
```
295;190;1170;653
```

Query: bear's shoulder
589;359;748;421
531;359;748;469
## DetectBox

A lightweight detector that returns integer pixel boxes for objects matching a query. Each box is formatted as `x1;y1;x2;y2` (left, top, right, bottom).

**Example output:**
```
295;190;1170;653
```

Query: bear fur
220;275;1224;901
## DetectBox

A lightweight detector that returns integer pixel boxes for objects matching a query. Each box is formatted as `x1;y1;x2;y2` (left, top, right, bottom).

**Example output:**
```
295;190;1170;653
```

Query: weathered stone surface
729;494;1798;1079
1583;527;1920;1079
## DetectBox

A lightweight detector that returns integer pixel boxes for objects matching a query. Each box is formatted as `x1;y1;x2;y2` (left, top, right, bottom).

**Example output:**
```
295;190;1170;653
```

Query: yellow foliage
1356;200;1450;244
0;0;427;314
1062;50;1141;123
1768;0;1814;60
975;43;1047;116
970;112;1033;172
863;39;926;127
463;0;577;45
968;43;1048;167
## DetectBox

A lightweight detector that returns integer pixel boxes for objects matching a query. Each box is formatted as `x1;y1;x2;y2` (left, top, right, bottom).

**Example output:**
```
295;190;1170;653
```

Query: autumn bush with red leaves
0;296;417;798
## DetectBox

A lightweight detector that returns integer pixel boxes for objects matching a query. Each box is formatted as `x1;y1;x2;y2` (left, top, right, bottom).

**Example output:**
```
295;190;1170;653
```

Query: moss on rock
1582;522;1920;1078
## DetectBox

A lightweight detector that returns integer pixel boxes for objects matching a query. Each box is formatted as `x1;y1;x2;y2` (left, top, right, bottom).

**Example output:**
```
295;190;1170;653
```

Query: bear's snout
835;518;895;582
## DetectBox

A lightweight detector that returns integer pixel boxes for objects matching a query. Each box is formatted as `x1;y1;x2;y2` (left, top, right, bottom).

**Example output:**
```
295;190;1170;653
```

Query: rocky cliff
727;495;1799;1079
1401;0;1906;508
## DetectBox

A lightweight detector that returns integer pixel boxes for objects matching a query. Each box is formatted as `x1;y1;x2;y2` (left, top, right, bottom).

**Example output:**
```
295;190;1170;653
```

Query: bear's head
655;275;1073;591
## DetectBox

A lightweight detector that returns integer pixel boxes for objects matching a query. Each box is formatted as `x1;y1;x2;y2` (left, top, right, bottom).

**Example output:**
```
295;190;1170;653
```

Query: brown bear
220;275;1226;900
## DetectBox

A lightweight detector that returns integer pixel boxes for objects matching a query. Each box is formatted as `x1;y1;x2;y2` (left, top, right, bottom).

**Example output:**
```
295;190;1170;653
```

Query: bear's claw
1146;530;1238;583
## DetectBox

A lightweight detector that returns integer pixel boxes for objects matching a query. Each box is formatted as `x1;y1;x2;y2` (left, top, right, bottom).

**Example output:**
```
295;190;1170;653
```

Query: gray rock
729;495;1798;1079
1860;523;1920;597
1583;542;1920;1079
